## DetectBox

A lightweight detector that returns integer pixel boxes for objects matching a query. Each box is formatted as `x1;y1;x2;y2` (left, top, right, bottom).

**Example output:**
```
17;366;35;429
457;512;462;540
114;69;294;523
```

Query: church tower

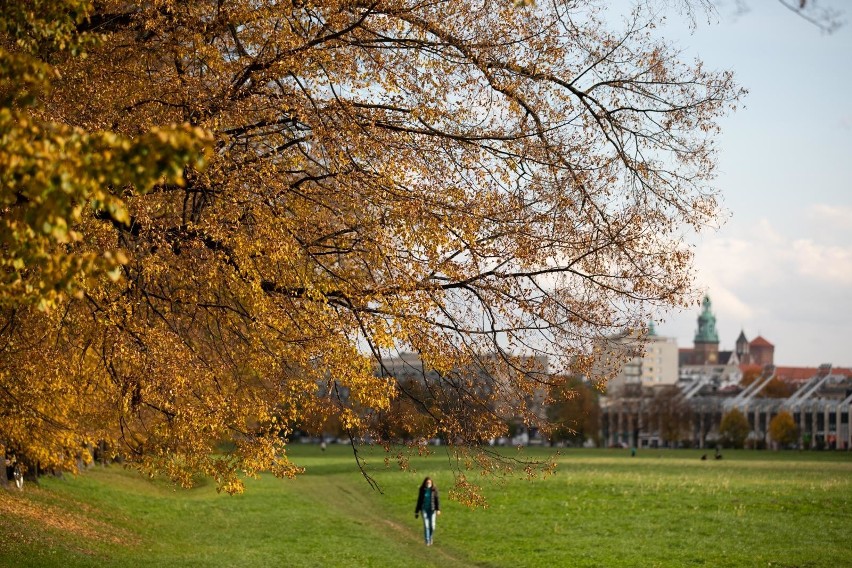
735;330;750;365
693;295;720;364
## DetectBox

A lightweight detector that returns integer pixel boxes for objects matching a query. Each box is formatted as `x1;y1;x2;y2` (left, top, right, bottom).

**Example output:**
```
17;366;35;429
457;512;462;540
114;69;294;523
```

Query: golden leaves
0;6;212;310
1;0;741;497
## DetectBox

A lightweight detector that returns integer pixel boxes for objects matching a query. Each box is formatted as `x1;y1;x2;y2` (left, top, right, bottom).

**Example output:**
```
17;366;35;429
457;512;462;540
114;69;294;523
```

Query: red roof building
749;336;774;367
773;366;852;383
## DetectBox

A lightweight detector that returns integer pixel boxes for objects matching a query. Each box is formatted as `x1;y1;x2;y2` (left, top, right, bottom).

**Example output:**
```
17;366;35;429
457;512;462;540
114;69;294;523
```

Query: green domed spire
694;295;719;344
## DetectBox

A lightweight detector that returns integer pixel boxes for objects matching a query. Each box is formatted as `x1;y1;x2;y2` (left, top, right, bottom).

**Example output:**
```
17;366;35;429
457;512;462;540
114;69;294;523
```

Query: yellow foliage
1;0;741;496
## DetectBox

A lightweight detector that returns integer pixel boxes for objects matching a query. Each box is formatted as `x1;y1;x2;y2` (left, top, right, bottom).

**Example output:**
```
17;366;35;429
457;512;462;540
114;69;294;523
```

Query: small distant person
414;476;441;545
715;447;722;460
320;440;327;452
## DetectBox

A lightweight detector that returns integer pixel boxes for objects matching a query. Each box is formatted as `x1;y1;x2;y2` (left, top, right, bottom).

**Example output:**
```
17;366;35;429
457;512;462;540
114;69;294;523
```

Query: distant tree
648;386;692;447
371;380;436;443
761;378;796;399
768;411;799;448
739;367;795;398
719;408;750;449
546;376;600;446
740;366;763;387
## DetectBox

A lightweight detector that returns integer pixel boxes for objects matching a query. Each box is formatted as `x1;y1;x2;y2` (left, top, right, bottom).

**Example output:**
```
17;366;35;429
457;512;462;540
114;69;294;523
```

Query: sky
608;1;852;368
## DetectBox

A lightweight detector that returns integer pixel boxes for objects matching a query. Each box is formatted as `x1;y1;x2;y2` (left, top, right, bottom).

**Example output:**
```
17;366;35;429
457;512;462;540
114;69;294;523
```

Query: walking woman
414;477;441;545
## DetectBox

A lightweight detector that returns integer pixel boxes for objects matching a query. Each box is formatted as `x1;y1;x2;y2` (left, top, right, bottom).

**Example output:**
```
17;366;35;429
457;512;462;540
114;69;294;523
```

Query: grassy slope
1;446;850;567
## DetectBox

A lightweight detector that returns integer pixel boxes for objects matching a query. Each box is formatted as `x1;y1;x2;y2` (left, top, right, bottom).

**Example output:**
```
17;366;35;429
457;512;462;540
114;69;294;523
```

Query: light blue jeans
421;510;436;543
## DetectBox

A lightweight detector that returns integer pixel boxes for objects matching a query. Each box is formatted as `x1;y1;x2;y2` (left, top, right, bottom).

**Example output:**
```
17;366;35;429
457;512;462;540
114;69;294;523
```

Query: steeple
736;330;749;356
694;295;719;344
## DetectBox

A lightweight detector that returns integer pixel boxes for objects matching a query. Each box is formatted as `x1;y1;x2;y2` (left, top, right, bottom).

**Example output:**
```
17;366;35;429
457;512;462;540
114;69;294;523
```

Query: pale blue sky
620;1;852;366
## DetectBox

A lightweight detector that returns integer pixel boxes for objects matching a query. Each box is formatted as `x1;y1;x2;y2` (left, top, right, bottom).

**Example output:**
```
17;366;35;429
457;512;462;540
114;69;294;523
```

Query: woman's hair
420;476;434;489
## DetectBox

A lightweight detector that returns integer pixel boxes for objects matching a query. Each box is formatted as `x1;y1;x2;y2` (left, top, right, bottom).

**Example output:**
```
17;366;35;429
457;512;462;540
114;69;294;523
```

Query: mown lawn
1;446;850;567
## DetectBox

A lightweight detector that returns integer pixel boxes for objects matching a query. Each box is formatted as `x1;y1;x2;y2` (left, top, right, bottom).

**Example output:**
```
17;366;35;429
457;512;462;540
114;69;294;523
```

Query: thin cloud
663;216;852;365
807;203;852;227
791;239;852;284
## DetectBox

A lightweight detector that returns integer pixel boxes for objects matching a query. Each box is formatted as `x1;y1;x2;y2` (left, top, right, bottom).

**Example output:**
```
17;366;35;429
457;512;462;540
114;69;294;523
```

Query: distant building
749;336;775;366
597;323;679;394
735;330;750;364
599;294;852;451
774;365;852;384
640;324;680;386
377;351;550;432
679;295;721;365
733;329;774;366
677;296;774;368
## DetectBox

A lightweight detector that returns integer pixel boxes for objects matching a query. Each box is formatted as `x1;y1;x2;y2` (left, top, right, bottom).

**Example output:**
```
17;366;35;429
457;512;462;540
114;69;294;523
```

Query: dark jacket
415;485;440;514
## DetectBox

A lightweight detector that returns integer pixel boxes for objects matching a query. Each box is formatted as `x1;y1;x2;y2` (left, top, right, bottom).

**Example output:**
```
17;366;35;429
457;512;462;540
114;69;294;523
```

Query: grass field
1;446;850;567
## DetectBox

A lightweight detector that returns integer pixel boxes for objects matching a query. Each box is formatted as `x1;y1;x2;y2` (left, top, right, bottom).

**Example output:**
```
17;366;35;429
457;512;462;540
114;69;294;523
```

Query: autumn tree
719;408;750;449
740;366;795;398
0;0;209;310
768;411;798;448
648;385;692;447
1;1;742;495
0;0;208;475
546;376;600;446
740;365;763;387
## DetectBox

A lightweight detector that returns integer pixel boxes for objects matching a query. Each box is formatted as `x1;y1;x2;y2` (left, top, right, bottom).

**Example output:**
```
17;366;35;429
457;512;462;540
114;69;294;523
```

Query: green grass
1;446;850;567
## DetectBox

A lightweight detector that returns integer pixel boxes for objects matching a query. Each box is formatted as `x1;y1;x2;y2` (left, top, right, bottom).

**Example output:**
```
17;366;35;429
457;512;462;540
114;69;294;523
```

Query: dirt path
303;479;486;567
